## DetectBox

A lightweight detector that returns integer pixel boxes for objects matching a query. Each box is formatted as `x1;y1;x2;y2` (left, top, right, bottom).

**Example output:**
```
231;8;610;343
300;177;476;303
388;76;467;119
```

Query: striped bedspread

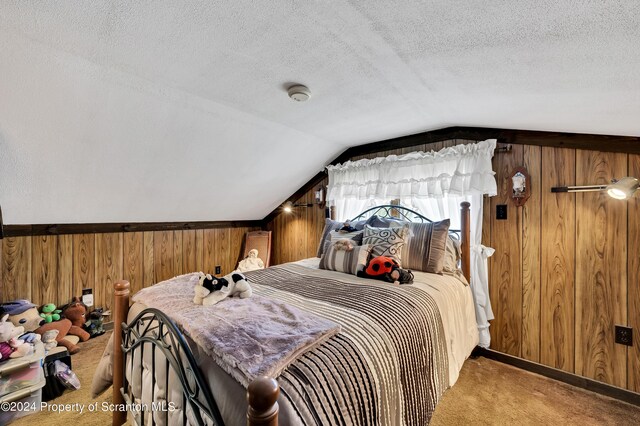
245;263;451;425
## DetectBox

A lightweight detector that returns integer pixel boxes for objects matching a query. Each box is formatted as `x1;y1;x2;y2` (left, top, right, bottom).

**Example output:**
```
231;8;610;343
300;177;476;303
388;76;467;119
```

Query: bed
95;203;478;426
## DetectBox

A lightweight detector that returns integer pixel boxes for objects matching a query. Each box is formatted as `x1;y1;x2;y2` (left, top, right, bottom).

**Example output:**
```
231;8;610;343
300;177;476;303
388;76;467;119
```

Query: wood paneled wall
267;138;640;393
0;227;257;312
266;179;328;265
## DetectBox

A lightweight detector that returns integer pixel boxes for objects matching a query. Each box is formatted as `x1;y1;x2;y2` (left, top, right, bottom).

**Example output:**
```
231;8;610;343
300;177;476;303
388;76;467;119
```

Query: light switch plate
496;204;508;220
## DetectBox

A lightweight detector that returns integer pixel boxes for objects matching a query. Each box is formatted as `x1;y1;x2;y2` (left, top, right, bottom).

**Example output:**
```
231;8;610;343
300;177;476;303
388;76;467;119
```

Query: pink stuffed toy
0;314;33;361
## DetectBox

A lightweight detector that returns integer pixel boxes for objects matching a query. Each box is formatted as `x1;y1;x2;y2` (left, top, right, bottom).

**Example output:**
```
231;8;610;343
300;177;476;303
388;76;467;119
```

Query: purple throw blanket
131;273;341;387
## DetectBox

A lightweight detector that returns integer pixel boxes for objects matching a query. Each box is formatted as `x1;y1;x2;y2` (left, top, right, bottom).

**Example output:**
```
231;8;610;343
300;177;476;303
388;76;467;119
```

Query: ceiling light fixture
287;85;311;102
551;176;639;200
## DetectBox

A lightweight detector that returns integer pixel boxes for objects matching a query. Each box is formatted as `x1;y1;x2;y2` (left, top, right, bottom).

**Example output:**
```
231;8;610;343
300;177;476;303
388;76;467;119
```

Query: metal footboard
120;308;224;426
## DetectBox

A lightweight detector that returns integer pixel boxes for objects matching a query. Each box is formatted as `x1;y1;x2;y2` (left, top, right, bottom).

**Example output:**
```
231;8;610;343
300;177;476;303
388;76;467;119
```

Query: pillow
350;218;369;231
317;219;343;257
443;235;461;274
329;229;363;245
317;217;372;257
319;242;372;275
402;219;451;274
362;225;409;265
368;215;408;229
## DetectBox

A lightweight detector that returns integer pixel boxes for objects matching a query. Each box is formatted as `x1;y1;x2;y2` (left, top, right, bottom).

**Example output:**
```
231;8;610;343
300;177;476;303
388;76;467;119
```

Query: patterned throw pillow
362;225;409;265
319;243;372;275
402;219;451;274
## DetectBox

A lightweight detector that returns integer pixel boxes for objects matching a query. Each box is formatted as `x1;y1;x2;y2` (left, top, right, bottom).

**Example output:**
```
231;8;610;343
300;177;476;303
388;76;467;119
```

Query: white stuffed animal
0;314;34;359
193;271;252;306
237;249;265;272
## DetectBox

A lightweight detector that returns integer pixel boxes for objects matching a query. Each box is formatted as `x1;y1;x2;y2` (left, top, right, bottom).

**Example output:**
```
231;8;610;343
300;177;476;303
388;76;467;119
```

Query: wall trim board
479;348;640;407
261;126;640;225
346;127;640;158
2;220;263;238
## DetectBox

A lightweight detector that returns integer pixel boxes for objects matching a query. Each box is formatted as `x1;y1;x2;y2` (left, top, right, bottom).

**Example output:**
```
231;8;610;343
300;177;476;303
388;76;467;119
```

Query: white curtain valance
326;139;497;201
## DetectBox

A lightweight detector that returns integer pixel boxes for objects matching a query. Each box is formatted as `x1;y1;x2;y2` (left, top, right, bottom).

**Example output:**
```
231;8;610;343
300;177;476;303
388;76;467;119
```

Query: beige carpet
431;357;640;426
11;333;640;425
11;332;113;426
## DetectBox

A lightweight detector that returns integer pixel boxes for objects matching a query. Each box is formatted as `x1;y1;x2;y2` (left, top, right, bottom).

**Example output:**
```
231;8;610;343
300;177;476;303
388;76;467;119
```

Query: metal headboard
349;204;461;238
121;308;224;426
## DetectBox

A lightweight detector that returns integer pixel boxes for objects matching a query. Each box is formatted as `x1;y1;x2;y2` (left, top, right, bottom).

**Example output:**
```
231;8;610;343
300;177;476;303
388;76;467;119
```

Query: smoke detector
288;85;311;102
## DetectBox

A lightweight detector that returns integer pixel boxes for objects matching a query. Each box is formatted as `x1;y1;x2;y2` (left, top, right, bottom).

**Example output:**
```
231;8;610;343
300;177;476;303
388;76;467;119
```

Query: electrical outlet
615;325;633;346
496;204;508;220
215;265;221;275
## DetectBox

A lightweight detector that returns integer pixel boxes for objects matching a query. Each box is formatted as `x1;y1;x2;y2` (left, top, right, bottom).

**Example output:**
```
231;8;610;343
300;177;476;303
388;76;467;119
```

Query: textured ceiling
1;1;639;223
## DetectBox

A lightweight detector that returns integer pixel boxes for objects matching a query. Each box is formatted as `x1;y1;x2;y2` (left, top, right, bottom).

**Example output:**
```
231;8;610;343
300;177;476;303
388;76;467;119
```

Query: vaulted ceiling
1;1;639;224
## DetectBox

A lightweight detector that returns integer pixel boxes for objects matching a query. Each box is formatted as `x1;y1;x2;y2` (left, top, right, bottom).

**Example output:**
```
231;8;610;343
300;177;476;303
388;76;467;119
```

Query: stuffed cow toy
194;271;252;306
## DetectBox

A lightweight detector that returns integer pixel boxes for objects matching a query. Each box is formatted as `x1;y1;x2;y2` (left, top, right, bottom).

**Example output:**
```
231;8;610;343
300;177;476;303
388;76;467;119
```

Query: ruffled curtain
326;139;497;205
326;139;497;347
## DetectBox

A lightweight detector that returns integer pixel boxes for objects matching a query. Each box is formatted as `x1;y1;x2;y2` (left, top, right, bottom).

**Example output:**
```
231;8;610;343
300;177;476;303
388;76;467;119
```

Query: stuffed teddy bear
0;314;34;361
357;256;414;285
61;298;91;340
194;271;252;306
40;303;62;323
41;330;59;351
332;239;354;251
62;298;91;330
35;318;88;354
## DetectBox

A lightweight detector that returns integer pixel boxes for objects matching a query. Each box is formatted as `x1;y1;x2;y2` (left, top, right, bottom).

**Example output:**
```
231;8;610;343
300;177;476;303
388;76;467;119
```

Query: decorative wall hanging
510;167;531;207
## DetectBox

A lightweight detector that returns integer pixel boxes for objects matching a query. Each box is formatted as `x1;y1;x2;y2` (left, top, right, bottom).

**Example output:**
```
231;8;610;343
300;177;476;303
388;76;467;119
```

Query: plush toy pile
0;296;104;356
193;271;252;305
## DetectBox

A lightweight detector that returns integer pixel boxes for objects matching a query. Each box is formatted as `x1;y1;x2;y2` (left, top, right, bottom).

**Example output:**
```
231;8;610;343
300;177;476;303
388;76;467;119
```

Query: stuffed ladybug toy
357;256;414;285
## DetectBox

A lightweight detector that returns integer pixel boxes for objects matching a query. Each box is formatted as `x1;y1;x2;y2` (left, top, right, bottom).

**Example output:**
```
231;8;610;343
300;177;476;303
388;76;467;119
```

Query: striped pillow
443;235;461;274
319;243;372;275
362;225;409;266
402;219;451;274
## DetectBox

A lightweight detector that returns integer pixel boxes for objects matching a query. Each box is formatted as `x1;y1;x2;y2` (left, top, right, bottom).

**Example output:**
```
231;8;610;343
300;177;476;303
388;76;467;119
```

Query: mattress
95;258;478;425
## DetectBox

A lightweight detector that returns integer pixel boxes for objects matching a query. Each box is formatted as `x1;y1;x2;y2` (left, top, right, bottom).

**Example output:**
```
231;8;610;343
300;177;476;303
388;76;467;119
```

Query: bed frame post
112;280;130;426
247;376;279;426
460;202;471;282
